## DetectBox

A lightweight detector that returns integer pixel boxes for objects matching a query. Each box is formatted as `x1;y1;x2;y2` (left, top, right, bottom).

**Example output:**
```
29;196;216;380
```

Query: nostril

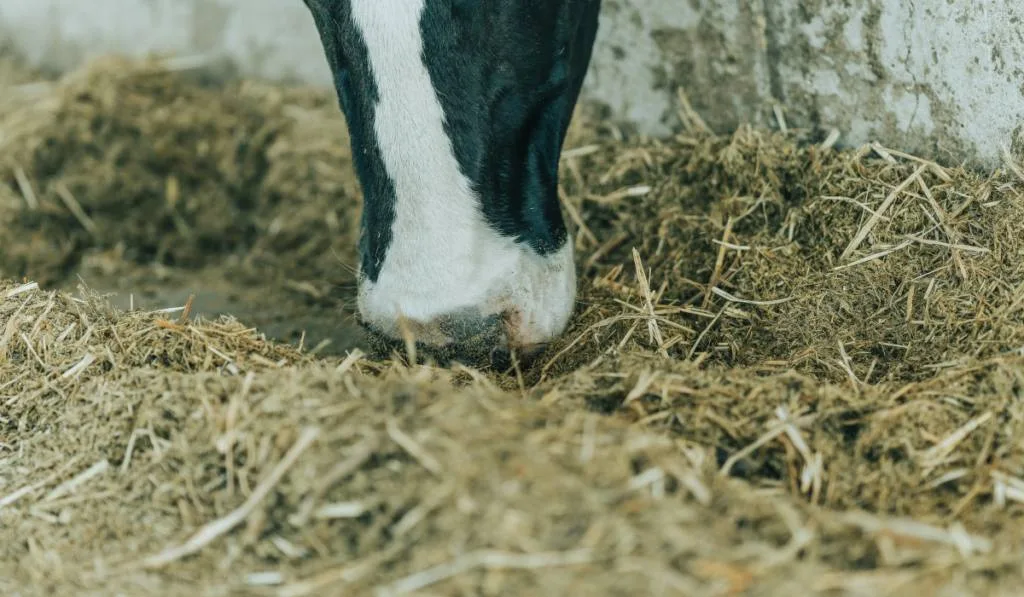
361;308;520;369
434;310;508;347
488;345;512;371
514;343;547;368
491;343;547;371
358;306;556;370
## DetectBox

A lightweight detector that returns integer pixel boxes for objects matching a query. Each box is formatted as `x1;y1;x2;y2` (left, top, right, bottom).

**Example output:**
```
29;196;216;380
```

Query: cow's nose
355;235;577;370
360;307;548;370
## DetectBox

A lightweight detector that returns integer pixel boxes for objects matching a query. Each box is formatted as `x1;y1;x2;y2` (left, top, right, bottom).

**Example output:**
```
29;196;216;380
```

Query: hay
3;55;1024;596
0;55;360;292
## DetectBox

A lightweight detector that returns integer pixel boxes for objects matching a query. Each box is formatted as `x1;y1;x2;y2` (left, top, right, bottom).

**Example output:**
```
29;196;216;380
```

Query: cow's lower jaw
356;239;576;368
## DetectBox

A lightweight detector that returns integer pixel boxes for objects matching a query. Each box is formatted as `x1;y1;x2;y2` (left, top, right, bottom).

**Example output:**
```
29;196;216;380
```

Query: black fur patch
302;0;602;268
303;0;396;282
420;0;601;255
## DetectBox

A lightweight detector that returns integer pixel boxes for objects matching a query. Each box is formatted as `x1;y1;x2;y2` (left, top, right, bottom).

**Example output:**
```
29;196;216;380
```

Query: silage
0;56;360;293
2;56;1024;596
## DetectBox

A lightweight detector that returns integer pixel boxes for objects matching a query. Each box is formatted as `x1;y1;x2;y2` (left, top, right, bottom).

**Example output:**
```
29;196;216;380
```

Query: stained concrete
1;0;1022;168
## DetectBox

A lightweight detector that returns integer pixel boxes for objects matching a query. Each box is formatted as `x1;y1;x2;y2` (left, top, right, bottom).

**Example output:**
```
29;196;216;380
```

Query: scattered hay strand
841;164;928;259
139;426;321;569
374;548;596;597
41;459;109;503
385;419;444;477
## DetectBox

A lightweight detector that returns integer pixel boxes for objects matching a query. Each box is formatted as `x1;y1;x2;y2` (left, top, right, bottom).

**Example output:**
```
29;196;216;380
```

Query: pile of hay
3;56;1024;596
0;56;360;293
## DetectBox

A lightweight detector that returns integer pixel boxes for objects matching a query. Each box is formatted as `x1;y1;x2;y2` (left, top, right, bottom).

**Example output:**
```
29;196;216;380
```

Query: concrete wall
1;0;1022;168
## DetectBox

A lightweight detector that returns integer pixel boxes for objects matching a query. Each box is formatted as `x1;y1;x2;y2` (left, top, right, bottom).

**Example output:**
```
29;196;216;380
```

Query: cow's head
302;0;601;366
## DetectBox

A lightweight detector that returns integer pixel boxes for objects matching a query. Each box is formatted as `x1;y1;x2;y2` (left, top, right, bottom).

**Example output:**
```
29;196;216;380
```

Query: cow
301;0;602;367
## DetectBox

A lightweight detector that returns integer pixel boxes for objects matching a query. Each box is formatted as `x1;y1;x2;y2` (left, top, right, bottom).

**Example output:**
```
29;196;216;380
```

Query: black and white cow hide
302;0;602;365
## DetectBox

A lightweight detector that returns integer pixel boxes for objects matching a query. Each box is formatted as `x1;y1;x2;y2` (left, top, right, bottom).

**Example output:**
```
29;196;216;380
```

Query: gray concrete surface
1;0;1022;168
